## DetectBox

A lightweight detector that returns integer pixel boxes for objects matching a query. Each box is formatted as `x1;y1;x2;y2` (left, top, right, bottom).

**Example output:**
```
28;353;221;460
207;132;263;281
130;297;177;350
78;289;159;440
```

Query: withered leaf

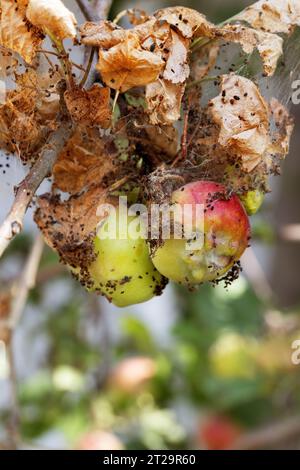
35;127;122;280
127;8;150;26
64;85;111;128
146;79;185;125
163;30;190;84
145;124;178;158
0;70;59;161
35;121;135;287
98;31;164;92
154;6;215;39
235;0;300;34
80;20;126;48
219;24;283;76
34;186;112;279
0;0;43;63
79;4;289;127
80;12;194;97
53;128;116;195
210;74;271;172
26;0;77;39
269;97;294;158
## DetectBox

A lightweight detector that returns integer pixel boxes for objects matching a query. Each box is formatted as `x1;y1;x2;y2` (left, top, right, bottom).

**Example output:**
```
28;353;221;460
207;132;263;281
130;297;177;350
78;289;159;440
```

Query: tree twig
242;247;274;304
36;263;67;285
279;224;300;242
0;123;72;260
232;415;300;450
88;294;112;389
8;235;44;330
7;341;21;449
77;0;94;21
79;47;95;87
94;0;113;21
77;0;113;21
4;235;44;449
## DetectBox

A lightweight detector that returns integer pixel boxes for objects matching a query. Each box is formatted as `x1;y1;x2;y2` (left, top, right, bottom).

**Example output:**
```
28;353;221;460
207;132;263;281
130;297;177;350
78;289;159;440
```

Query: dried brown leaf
146;79;185;125
64;85;111;128
145;124;178;158
219;24;283;76
235;0;300;34
0;70;59;161
53;128;117;194
97;31;164;92
0;0;43;63
26;0;77;39
210;74;271;172
269;97;294;157
34;187;112;280
154;6;215;39
35;136;120;284
163;30;190;84
80;20;126;48
127;8;150;26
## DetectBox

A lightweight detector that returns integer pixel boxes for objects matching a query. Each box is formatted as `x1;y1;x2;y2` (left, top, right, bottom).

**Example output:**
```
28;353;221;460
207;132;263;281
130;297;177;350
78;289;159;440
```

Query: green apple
89;210;167;307
240;190;264;216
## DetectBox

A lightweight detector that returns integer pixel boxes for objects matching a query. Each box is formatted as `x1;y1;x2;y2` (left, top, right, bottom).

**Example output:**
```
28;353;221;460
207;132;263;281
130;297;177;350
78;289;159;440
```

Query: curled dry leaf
98;31;164;93
0;48;19;81
0;0;43;63
219;24;283;76
156;7;284;76
35;187;111;282
53;128;117;195
127;8;150;26
235;0;300;34
80;10;194;117
26;0;77;40
210;74;271;172
269;97;294;157
145;124;178;158
64;85;111;128
146;80;185;125
35;129;121;281
153;6;215;39
80;5;290;126
163;30;190;84
0;73;42;159
79;20;127;48
0;70;59;162
145;28;190;125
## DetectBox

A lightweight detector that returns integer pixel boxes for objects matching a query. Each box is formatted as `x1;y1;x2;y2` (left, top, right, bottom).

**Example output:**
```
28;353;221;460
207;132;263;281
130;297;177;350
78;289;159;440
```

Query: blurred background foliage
1;0;300;451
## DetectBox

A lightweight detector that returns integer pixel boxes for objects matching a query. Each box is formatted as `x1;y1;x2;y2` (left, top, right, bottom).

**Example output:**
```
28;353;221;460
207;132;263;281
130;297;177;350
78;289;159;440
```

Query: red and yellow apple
151;181;251;285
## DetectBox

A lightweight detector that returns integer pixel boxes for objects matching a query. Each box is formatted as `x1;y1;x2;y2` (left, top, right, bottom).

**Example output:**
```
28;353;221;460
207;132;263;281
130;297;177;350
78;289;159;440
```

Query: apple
151;181;250;285
76;430;124;450
108;357;156;393
240;190;264;216
209;332;258;379
89;210;167;307
199;415;242;450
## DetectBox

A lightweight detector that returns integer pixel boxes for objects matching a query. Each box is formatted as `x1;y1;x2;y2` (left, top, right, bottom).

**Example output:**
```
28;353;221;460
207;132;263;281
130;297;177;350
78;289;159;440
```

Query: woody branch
0;123;72;259
77;0;113;21
0;0;114;260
